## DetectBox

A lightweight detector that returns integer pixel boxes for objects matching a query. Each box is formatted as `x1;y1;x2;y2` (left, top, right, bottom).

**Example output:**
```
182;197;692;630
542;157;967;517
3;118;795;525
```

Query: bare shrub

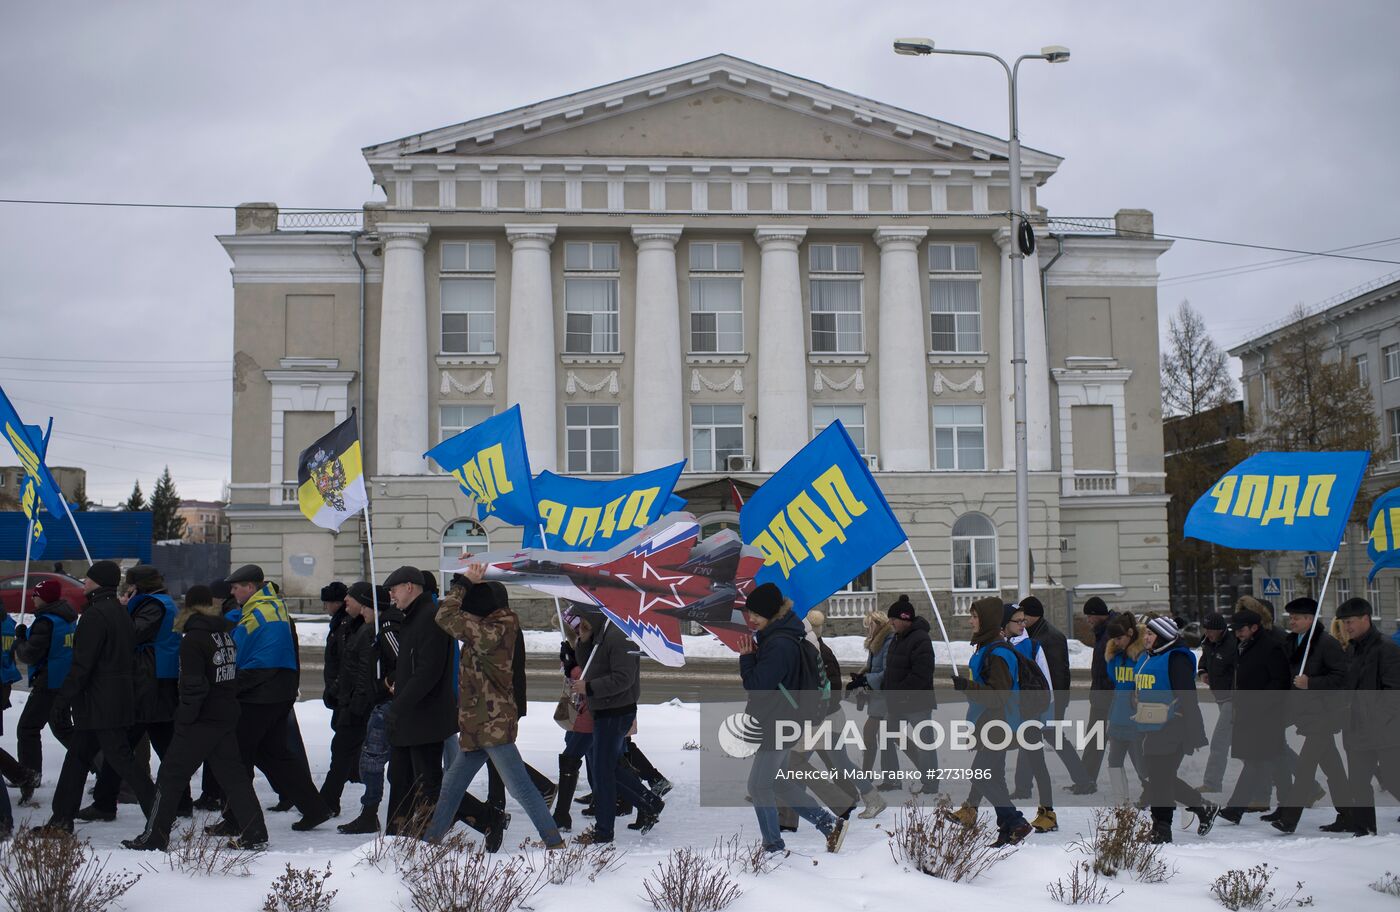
165;820;264;877
262;863;337;912
642;847;744;912
1069;806;1175;884
404;845;543;912
0;826;141;912
1047;860;1124;905
1371;872;1400;897
886;797;1012;883
357;810;469;873
1210;864;1313;911
709;833;782;876
533;841;623;886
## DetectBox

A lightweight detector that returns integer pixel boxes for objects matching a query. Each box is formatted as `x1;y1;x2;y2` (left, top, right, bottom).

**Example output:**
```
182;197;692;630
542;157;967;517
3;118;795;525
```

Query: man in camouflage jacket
422;563;563;849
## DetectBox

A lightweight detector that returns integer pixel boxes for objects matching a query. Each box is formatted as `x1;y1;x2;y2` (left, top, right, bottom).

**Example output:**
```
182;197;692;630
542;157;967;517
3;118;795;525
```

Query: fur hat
320;581;348;603
124;564;164;592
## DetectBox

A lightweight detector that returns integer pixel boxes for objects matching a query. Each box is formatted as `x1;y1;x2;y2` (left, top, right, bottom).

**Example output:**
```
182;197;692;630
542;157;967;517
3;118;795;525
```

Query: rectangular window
809;244;863;353
440;278;495;354
933;404;986;470
565;405;620;474
1385;344;1400;382
1389;408;1400;461
563;241;619;271
928;243;979;273
690;278;743;352
564;242;621;354
439;405;494;442
441;241;495;272
929;243;981;353
812;404;865;454
690;404;745;472
1335;576;1352;609
689;242;743;272
1356;353;1370;385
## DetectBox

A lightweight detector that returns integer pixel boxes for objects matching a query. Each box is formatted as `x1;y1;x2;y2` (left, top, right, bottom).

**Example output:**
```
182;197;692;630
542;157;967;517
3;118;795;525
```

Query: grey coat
580;622;641;715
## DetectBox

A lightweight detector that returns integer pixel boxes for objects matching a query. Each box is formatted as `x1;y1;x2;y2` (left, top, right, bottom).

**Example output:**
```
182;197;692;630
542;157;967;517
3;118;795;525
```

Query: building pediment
363;54;1061;176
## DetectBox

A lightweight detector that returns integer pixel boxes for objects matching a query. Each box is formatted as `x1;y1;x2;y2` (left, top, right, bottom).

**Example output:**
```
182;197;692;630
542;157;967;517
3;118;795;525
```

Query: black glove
951;674;971;692
450;573;472;593
845;672;867;693
322;693;338;710
14;623;27;640
560;641;578;674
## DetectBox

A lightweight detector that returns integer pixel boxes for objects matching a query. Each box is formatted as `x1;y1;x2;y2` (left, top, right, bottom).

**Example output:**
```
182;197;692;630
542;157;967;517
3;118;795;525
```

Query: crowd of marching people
3;561;1400;856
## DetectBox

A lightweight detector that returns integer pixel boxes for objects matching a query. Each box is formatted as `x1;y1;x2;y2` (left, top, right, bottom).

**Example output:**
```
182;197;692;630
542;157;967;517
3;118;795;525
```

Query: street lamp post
894;38;1069;600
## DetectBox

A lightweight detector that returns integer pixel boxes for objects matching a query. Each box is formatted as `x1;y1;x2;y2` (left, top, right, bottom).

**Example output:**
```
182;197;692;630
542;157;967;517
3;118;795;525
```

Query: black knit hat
1083;596;1109;617
320;581;348;603
1202;612;1227;631
184;585;214;609
1001;603;1020;628
746;582;785;619
85;560;122;589
1230;608;1262;630
210;578;232;601
1284;597;1319;616
384;566;425;589
1019;596;1045;618
1336;597;1373;619
347;581;373;609
887;594;916;622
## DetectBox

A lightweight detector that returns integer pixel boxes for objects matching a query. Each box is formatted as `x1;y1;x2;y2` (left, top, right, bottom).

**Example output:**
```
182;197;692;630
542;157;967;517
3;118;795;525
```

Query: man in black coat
337;583;401;835
878;596;938;793
319;582;366;814
320;581;350;710
1078;597;1114;782
1334;597;1400;836
1271;598;1347;833
1220;607;1292;824
40;561;157;833
383;566;457;834
1196;613;1237;793
1020;596;1093;794
122;586;267;851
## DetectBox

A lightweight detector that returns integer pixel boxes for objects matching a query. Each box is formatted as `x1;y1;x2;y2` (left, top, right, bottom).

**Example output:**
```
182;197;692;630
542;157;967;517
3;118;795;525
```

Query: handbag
1131;700;1171;726
553;693;579;731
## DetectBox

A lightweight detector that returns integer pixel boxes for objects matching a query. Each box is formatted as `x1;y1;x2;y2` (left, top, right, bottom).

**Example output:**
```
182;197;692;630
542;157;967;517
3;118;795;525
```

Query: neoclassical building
219;55;1172;626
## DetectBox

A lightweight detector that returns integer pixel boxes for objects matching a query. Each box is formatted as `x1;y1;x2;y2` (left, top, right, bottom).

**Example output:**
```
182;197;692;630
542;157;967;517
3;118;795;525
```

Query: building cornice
217;233;383;285
1035;235;1174;288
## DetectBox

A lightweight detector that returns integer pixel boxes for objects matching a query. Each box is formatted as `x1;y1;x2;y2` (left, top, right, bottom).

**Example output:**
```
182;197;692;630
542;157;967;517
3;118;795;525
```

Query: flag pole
56;495;92;564
362;502;380;640
537;522;569;640
19;518;34;626
1298;550;1338;672
904;540;958;675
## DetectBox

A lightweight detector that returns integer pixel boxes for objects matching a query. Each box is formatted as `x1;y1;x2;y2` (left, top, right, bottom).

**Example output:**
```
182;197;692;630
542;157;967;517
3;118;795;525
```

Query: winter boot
1193;803;1220;836
1319;811;1353;833
553;754;583;832
192;792;223;812
991;821;1033;847
824;817;848;853
204;817;241;838
574;825;613;845
1260;808;1283;822
33;817;74;837
1148;820;1172;844
1271;807;1302;834
858;789;887;820
76;803;116;823
484;810;511;853
266;797;295;813
121;831;169;852
1218;806;1244;825
17;770;40;807
291;805;332;832
1031;807;1058;833
944;803;978;827
627;799;664;834
337;806;381;835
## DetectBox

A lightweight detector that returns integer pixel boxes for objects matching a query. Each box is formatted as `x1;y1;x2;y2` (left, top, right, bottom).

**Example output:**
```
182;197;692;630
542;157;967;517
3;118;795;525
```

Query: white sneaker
858;790;887;820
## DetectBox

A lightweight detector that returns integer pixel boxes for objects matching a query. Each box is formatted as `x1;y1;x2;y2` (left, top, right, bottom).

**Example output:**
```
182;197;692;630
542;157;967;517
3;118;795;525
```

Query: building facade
0;465;85;513
176;499;230;544
1230;272;1400;621
219;55;1172;623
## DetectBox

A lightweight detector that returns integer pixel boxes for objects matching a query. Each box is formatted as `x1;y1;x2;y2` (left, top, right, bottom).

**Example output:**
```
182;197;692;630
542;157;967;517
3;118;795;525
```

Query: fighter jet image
449;512;762;666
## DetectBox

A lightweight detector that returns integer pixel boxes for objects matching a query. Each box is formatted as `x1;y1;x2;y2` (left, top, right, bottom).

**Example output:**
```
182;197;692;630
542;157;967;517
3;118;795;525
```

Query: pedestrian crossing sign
1262;577;1282;597
1303;554;1319;578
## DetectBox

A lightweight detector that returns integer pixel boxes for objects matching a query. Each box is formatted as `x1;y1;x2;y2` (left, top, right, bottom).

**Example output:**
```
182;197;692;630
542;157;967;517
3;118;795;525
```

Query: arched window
440;518;489;591
698;511;740;541
951;513;997;591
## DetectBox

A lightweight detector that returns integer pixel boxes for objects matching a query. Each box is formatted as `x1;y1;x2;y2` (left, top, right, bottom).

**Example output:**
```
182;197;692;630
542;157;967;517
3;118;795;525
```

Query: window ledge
928;352;989;366
687;353;750;366
808;353;870;366
435;353;501;367
561;353;624;366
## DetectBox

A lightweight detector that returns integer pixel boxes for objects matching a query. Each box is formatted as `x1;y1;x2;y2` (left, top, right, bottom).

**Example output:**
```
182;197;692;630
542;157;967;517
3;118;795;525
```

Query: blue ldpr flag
0;386;67;523
740;421;906;617
523;461;686;551
1184;450;1370;552
18;421;51;559
1366;488;1400;582
423;404;539;527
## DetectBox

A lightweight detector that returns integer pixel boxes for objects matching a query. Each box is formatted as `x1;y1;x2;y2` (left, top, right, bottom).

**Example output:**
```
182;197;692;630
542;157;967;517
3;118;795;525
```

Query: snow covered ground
3;690;1396;911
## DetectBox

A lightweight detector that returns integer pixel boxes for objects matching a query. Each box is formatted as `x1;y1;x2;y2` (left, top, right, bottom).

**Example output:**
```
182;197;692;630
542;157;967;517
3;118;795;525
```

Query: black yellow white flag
297;412;368;531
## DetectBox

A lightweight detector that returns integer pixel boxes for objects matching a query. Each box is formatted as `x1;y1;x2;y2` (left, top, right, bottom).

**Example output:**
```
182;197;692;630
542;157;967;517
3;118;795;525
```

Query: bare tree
1162;300;1236;419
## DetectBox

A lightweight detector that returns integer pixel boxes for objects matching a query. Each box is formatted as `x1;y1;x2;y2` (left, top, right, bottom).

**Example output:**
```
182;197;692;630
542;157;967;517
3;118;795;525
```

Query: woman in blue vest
1;608;21;837
1102;612;1146;806
12;578;77;800
1005;604;1057;833
1132;615;1216;843
81;565;186;822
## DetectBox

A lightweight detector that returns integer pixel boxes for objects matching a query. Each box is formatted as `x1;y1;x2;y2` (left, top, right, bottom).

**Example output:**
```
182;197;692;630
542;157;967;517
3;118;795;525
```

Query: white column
375;222;431;476
996;229;1052;471
505;224;559;472
874;226;931;470
630;225;685;470
754;226;809;470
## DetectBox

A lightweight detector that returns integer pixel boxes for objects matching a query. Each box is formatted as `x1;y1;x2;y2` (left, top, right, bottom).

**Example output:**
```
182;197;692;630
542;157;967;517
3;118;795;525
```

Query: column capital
630;225;684;248
873;226;929;251
754;225;808;249
505;223;558;247
376;222;431;247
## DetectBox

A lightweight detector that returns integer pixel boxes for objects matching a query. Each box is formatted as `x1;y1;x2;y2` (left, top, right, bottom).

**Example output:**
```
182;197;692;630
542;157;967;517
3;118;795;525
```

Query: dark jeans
226;700;326;822
386;741;444;833
969;746;1024;832
587;711;661;840
17;687;73;775
1143;747;1206;826
1078;693;1111;782
358;703;391;810
92;720;176;811
142;721;265;844
52;727;155;822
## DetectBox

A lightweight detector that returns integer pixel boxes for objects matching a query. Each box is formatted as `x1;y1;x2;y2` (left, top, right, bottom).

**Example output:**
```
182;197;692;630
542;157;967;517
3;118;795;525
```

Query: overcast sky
3;1;1398;502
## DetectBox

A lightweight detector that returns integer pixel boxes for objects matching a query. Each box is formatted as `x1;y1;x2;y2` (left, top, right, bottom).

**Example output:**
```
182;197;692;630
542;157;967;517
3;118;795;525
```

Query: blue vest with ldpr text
1;613;20;686
31;610;75;689
131;592;181;680
1106;649;1139;739
230;585;298;671
1132;645;1194;732
967;639;1020;724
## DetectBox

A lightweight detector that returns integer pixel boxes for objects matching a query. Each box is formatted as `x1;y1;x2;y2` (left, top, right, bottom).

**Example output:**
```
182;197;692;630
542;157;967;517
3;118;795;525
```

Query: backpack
988;641;1051;723
773;627;836;720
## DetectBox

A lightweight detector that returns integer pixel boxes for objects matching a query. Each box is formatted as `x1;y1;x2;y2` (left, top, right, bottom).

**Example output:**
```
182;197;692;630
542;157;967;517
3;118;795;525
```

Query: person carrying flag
12;578;76;803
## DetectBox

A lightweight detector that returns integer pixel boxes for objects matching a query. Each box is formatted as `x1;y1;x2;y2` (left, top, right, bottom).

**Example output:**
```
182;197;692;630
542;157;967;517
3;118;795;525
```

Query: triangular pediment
363;55;1061;172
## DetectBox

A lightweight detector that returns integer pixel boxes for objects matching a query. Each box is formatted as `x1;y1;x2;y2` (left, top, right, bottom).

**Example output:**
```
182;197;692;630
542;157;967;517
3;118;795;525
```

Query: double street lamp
894;38;1070;600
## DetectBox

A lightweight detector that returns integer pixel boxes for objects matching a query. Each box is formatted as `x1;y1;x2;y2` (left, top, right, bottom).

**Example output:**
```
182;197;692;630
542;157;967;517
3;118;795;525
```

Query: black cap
422;573;439;597
1202;612;1227;631
1083;596;1109;617
184;585;214;608
746;582;785;619
225;564;265;585
384;566;425;589
1001;603;1020;628
886;594;916;622
1019;596;1044;618
1336;597;1373;619
1230;608;1262;630
320;581;348;603
1284;597;1319;616
347;581;373;608
85;560;122;589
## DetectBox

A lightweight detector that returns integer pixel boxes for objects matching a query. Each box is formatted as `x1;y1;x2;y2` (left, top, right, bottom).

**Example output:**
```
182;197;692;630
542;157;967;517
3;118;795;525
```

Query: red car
0;572;87;615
